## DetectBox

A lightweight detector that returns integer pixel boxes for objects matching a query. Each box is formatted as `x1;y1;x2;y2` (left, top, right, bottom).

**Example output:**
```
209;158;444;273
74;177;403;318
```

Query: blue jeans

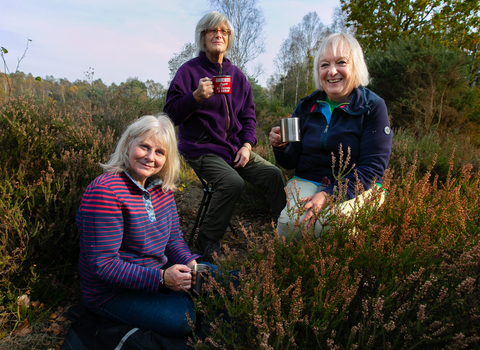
88;261;218;338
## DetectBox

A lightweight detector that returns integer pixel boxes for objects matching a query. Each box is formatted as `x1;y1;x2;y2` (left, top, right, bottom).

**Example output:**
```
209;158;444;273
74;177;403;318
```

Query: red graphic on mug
213;75;231;94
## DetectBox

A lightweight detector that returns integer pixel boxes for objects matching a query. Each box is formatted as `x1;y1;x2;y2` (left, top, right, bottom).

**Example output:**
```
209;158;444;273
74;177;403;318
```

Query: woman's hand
301;191;327;227
269;126;287;149
163;264;194;292
234;144;251;169
193;77;214;103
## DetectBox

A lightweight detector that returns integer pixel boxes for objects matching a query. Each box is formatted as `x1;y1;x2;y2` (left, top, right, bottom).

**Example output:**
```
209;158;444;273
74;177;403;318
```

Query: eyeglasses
205;28;230;36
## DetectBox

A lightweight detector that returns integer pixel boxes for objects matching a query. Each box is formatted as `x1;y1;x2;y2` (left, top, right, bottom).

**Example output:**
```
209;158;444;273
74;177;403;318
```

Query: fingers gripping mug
213;75;231;94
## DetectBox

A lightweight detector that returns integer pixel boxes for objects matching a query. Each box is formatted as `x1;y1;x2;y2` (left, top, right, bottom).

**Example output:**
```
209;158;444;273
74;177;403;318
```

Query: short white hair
195;11;235;56
313;33;369;91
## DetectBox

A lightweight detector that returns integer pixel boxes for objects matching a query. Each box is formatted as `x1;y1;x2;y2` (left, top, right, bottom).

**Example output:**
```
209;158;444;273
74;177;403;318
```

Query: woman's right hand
301;191;328;227
269;126;287;149
163;265;194;292
193;77;214;103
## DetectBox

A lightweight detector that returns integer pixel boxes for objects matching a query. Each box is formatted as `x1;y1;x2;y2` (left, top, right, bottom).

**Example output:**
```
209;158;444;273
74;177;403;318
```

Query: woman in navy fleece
269;33;393;240
164;11;285;261
76;115;205;337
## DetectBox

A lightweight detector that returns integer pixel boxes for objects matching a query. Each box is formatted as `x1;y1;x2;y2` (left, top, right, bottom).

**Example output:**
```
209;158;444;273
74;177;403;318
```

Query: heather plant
389;128;480;182
0;94;144;334
189;151;480;349
1;85;480;347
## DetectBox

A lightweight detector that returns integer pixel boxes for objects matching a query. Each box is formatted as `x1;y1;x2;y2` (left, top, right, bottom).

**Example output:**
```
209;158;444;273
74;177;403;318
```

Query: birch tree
167;42;197;84
328;5;354;35
270;11;327;105
209;0;266;72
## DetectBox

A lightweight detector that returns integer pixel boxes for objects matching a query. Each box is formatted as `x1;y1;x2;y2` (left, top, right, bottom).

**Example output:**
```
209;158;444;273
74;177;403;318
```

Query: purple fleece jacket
163;52;257;165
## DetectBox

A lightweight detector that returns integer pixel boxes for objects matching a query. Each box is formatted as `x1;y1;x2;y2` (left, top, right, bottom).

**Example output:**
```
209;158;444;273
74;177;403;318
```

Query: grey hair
195;11;235;55
100;114;180;192
313;33;369;91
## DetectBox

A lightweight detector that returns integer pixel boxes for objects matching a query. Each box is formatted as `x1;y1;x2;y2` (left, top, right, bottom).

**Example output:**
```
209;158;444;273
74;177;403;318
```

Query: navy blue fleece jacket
273;87;392;200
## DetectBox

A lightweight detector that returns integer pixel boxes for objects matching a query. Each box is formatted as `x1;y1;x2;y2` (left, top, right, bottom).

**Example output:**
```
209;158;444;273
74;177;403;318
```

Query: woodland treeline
0;69;166;106
2;0;480;138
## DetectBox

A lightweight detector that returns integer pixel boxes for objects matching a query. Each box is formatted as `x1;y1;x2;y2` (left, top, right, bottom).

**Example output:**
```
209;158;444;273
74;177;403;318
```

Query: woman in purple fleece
164;11;286;261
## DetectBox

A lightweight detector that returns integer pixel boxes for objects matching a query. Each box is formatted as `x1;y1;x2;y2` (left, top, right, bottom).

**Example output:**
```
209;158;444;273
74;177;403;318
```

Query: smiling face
318;47;355;103
128;134;166;187
204;22;229;62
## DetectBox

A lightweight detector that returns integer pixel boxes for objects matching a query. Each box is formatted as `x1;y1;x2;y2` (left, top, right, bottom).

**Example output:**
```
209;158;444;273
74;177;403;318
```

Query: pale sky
1;0;340;88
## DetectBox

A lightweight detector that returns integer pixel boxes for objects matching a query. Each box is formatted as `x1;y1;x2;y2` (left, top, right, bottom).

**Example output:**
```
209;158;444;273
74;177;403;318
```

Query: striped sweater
77;171;199;307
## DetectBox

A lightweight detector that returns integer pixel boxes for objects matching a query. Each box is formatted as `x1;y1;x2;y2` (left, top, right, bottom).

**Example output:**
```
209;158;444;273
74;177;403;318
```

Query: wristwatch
159;270;165;286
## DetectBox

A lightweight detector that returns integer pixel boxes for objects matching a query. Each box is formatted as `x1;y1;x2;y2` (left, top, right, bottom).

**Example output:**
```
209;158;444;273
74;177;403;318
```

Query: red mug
213;75;231;94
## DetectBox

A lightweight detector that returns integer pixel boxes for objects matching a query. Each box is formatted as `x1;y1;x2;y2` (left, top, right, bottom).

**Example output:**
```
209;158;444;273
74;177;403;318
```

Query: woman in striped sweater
76;114;204;337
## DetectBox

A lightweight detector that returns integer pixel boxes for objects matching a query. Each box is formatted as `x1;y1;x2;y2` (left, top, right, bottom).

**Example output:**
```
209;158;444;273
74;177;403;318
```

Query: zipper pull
324;125;329;133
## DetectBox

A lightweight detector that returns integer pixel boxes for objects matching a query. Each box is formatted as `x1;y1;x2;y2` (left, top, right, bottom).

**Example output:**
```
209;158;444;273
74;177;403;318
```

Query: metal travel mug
192;264;210;294
280;117;301;142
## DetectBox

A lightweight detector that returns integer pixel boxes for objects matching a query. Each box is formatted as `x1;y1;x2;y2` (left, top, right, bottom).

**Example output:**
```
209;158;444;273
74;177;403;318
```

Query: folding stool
188;169;235;246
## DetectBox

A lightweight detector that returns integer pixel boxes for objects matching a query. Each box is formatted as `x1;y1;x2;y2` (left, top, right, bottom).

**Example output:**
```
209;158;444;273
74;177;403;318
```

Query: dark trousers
187;152;286;241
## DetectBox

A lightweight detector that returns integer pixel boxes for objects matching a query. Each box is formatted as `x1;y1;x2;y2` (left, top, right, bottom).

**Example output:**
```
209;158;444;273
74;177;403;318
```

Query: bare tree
329;5;355;35
269;11;328;105
297;12;326;59
286;12;326;103
287;27;304;105
209;0;266;72
167;42;198;84
248;62;264;80
274;39;292;106
145;80;165;99
296;12;326;95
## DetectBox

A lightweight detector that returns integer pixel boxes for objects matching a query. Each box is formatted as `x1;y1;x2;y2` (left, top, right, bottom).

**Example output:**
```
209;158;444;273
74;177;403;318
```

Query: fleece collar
198;51;232;75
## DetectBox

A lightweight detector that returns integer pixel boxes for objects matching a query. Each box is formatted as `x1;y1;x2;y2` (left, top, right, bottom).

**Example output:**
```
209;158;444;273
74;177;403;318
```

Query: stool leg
189;189;209;246
228;222;236;237
188;177;216;246
188;170;237;245
199;188;213;228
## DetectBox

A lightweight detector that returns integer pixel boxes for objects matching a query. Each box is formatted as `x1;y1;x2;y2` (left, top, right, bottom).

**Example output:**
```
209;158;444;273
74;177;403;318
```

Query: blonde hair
101;115;180;192
313;33;369;91
195;11;235;55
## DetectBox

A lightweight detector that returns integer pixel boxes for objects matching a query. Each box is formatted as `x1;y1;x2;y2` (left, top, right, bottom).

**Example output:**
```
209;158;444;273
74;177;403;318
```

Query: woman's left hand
234;145;251;169
301;191;327;226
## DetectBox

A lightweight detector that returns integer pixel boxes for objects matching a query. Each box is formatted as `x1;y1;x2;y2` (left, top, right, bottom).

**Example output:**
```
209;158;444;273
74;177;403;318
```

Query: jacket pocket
196;132;211;144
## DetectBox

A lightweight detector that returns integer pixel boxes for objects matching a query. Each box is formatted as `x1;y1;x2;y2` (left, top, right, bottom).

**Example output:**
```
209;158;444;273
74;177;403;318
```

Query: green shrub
368;37;471;133
249;76;268;115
